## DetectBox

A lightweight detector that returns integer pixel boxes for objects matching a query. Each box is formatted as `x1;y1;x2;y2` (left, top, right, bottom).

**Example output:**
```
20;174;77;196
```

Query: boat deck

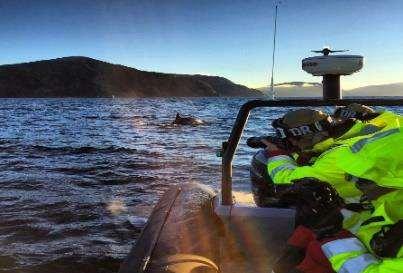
215;203;295;273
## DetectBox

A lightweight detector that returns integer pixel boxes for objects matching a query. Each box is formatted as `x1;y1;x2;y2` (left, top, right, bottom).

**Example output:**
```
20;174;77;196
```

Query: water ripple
0;98;400;273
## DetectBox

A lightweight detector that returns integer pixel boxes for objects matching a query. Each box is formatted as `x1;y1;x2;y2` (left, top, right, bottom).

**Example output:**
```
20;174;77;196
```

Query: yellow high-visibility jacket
321;190;403;273
312;110;402;153
267;112;402;199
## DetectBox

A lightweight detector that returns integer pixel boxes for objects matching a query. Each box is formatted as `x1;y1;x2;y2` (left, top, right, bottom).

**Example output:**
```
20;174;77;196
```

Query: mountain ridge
0;56;263;98
258;82;403;97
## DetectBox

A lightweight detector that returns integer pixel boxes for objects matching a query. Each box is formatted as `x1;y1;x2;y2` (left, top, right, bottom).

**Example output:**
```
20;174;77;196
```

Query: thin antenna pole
269;3;278;99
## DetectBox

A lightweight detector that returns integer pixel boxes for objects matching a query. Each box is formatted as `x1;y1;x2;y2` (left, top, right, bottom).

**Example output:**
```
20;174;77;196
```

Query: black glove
295;151;320;166
246;135;292;151
355;178;395;201
246;136;268;149
370;220;403;257
278;178;344;238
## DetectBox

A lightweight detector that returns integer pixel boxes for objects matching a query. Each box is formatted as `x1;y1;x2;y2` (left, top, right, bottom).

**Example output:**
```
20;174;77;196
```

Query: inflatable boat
119;51;403;273
119;99;403;273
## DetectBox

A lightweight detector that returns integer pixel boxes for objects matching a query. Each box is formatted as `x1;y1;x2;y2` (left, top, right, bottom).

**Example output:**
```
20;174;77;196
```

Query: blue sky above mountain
0;0;402;89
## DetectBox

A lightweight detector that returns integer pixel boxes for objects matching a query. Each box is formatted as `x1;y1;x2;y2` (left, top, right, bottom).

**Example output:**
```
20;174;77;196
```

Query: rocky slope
0;57;262;98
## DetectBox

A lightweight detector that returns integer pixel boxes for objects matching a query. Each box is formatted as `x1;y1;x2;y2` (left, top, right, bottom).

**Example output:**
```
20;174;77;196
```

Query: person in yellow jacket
263;109;359;200
264;109;402;201
275;180;403;273
306;103;401;154
321;185;403;273
250;104;401;208
264;106;403;272
332;103;401;132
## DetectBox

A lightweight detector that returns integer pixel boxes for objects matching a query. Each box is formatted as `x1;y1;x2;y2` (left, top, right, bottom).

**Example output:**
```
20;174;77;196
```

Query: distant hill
259;82;323;97
259;82;403;97
0;57;263;98
346;83;403;97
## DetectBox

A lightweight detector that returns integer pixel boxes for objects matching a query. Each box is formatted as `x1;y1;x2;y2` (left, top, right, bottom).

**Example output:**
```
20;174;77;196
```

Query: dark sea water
0;98;402;273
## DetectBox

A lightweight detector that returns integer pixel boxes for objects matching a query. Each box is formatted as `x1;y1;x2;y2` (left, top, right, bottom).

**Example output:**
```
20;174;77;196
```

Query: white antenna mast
269;1;280;100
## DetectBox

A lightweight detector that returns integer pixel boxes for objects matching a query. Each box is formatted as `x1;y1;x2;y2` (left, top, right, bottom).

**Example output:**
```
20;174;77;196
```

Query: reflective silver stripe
351;128;400;153
348;220;364;234
269;164;297;178
340;209;354;220
341;209;364;233
339;254;379;273
359;124;382;135
344;197;360;203
267;155;294;164
321;238;366;258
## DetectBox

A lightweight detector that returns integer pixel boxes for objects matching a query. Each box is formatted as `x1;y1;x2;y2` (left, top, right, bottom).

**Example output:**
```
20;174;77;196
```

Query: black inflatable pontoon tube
119;183;220;273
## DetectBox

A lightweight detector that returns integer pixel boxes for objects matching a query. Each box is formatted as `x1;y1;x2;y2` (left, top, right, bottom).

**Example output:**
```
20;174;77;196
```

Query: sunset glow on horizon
1;0;402;90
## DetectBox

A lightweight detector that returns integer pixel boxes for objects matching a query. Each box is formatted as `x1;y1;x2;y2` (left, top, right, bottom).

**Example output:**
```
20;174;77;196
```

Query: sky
0;0;402;90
